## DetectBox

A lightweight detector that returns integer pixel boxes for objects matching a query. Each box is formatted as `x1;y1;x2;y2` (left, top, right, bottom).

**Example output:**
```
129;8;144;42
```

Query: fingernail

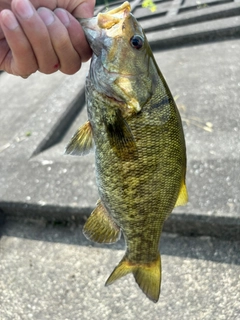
54;8;70;27
1;10;19;30
15;0;34;19
38;8;55;26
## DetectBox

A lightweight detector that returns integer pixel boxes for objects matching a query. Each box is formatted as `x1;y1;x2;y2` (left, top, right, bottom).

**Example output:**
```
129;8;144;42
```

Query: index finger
0;9;38;75
11;0;59;74
0;26;4;38
17;0;96;18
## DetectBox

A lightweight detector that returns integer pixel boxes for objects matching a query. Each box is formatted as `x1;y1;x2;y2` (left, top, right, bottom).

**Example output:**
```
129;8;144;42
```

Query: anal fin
175;179;188;207
83;200;121;243
65;121;94;156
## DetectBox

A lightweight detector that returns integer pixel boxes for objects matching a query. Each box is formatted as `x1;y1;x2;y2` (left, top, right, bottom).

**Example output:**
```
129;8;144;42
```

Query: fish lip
78;17;103;44
78;2;131;45
78;17;98;30
101;1;131;17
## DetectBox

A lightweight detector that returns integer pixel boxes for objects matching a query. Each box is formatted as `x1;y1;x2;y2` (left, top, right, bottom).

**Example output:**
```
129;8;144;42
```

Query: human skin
0;0;95;76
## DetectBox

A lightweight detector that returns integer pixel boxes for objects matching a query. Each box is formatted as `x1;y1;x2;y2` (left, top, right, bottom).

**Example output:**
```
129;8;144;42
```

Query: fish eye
130;35;144;50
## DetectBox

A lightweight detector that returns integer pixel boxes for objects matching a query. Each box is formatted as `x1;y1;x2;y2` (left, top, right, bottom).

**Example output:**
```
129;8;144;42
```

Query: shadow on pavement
1;215;239;266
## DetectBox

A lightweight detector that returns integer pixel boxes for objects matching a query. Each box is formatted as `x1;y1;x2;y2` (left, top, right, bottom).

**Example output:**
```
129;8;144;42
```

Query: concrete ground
0;1;240;319
1;218;239;320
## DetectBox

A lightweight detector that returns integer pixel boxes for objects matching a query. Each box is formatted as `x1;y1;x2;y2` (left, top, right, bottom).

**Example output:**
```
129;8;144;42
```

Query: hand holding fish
0;0;95;77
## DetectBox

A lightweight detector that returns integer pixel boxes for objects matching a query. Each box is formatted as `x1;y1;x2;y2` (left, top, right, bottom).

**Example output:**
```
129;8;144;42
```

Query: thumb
72;0;95;19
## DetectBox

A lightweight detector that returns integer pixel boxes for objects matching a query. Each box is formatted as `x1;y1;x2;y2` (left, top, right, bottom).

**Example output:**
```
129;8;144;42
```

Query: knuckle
17;64;38;77
54;35;70;52
81;50;92;63
38;65;57;74
60;60;81;75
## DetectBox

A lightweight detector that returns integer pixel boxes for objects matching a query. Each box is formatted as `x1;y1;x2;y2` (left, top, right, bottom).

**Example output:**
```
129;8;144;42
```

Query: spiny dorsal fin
105;253;161;303
175;179;188;207
65;121;94;156
83;200;121;243
105;109;137;158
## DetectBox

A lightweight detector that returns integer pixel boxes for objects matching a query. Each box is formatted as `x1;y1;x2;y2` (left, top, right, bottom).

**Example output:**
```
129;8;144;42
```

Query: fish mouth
78;16;100;45
97;1;131;29
101;1;131;17
78;2;131;47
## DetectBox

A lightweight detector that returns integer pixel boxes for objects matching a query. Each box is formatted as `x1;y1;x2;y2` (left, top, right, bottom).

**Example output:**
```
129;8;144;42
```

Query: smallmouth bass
66;2;188;303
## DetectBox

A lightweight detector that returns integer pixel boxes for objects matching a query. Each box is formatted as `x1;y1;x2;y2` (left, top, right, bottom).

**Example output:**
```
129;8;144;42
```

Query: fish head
80;1;157;115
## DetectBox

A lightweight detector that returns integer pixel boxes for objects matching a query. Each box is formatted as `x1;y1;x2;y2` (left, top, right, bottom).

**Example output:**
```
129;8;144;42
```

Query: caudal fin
105;253;161;303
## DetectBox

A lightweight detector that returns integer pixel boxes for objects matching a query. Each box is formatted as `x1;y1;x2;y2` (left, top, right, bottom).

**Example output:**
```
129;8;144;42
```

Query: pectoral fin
83;200;121;243
65;121;94;156
105;109;137;157
175;179;188;207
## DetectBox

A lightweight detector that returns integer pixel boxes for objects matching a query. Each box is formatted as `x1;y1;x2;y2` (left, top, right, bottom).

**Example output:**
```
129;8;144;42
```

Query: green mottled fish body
66;2;188;302
87;71;185;262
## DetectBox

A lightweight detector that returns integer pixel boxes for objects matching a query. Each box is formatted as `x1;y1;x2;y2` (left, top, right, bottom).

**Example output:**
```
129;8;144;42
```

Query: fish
66;1;188;303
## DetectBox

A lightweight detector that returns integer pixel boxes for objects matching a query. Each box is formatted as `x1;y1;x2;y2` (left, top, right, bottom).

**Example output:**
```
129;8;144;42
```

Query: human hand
0;0;95;77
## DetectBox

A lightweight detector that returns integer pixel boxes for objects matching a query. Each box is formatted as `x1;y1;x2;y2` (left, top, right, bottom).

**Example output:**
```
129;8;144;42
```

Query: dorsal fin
65;121;94;156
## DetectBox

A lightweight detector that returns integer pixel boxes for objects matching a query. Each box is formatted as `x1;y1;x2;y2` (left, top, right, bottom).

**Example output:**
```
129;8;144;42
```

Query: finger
11;0;59;74
0;0;12;11
0;39;10;71
10;0;57;12
0;22;4;38
54;8;92;63
0;9;37;75
37;7;82;75
71;0;96;18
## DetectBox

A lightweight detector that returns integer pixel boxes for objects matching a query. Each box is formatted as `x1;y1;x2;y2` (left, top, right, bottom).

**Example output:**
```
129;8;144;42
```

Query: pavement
0;0;240;319
1;218;239;320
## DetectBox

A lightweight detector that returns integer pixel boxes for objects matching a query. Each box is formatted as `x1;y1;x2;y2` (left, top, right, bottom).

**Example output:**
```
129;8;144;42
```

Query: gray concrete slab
1;39;240;239
0;62;89;158
137;2;240;26
0;218;239;320
147;16;240;50
0;1;240;240
0;3;240;318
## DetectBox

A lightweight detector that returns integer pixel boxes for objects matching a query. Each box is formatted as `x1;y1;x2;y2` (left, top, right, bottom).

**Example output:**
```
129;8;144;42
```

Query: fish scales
66;1;188;302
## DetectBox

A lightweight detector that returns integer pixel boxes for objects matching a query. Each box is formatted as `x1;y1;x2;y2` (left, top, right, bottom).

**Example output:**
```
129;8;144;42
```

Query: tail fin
105;253;161;303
